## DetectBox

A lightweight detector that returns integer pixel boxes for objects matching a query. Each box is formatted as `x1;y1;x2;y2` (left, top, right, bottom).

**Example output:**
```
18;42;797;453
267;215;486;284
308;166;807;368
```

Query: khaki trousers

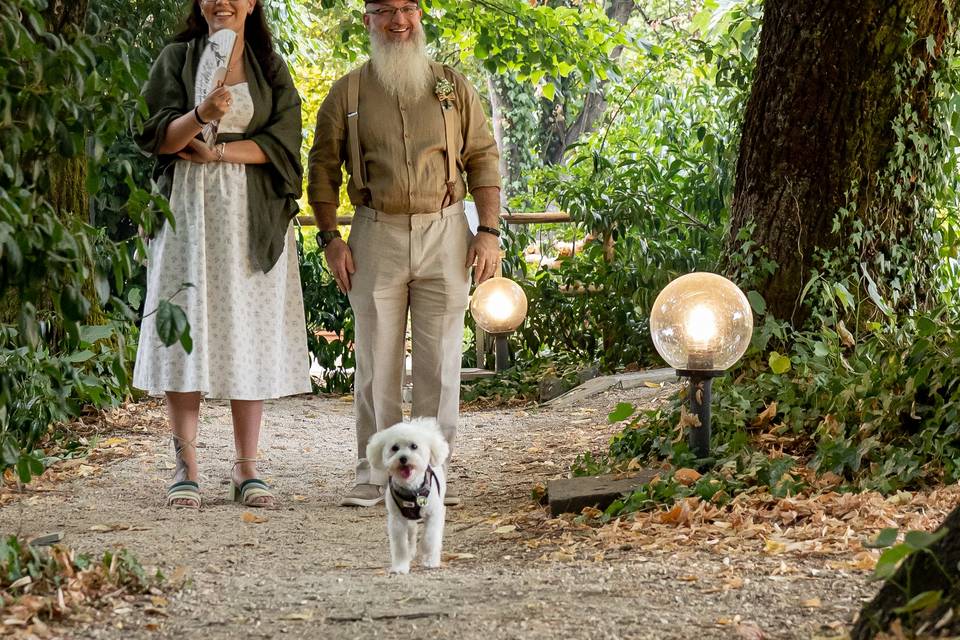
347;202;471;486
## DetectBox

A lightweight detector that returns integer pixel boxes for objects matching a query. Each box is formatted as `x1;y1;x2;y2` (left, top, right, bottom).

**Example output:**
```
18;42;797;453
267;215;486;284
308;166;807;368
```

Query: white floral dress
134;83;311;400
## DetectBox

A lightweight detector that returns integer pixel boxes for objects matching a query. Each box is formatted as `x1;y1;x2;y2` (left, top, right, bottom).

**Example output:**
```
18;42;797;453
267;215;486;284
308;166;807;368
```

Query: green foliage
861;525;957;635
314;0;624;84
0;535;161;619
582;301;960;518
459;354;586;405
0;0;172;481
297;228;354;394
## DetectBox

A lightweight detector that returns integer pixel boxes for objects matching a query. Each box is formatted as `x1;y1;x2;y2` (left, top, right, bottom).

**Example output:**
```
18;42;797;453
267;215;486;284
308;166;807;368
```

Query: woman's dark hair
174;1;279;84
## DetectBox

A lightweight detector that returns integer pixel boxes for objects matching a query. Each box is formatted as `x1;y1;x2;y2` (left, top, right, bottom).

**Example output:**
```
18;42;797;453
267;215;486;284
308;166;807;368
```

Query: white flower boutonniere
434;78;455;110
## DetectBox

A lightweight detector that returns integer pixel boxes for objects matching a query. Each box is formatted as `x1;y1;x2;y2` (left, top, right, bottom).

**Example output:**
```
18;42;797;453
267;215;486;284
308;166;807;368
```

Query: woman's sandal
229;458;275;508
166;480;201;509
167;434;200;509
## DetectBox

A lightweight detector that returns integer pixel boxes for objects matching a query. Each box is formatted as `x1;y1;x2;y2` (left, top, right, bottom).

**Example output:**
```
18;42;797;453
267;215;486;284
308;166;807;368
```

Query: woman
134;0;310;509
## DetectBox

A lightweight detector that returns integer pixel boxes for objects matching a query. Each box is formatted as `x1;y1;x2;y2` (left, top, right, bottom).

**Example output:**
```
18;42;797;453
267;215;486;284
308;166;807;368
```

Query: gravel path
1;386;874;639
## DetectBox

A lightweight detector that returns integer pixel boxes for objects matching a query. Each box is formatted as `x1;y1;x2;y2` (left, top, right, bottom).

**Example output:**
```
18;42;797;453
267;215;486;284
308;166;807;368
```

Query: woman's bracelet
193;105;207;126
216;143;226;162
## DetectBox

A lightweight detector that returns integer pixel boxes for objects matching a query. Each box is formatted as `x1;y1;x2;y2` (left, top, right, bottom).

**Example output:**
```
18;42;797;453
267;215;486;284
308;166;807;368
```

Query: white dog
366;417;449;574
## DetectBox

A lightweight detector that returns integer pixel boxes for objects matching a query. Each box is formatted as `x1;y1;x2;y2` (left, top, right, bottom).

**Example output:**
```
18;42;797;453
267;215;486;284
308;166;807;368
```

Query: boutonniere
434;78;455;110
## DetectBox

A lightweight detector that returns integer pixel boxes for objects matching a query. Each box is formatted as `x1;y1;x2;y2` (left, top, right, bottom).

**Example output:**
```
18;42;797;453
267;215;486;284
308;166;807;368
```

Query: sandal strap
168;480;199;491
166;481;201;507
172;434;198;450
238;478;269;492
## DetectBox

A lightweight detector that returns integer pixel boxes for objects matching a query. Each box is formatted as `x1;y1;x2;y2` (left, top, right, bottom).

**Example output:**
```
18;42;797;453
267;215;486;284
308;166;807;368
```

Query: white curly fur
366;417;449;574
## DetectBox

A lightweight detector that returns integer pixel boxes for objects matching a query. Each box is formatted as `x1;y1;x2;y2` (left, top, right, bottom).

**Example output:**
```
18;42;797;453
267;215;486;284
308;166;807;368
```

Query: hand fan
194;28;238;149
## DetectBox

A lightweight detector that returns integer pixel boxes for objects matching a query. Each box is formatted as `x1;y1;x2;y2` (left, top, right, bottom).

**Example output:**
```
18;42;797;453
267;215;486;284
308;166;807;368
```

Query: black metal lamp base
675;369;725;461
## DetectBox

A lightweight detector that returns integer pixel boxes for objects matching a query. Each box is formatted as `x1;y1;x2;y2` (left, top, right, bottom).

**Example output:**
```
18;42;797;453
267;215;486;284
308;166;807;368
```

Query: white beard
369;26;432;100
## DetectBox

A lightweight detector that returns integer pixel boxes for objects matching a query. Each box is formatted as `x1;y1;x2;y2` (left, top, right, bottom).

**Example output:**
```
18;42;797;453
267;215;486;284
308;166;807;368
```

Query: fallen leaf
678;405;701;430
735;621;765;640
292;495;307;502
101;437;127;448
494;525;516;534
800;597;821;608
724;576;744;590
837;320;856;348
764;538;787;554
751;402;778;429
674;468;702;486
643;381;661;388
89;524;114;532
8;576;32;590
241;512;268;524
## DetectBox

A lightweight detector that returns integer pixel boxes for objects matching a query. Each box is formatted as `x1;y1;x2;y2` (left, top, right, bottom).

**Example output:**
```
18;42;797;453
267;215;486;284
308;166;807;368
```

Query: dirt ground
1;384;884;640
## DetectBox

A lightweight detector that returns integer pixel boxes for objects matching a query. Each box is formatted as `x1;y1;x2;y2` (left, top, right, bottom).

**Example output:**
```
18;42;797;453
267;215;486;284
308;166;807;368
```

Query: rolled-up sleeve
306;79;348;205
453;71;501;193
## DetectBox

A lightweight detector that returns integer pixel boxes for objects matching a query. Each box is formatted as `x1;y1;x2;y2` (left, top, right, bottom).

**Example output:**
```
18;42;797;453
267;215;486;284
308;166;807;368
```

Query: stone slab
544;368;676;408
547;471;659;515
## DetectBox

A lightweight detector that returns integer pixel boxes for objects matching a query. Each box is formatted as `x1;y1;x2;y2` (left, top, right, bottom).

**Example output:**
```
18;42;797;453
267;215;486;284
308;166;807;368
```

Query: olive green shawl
136;36;303;273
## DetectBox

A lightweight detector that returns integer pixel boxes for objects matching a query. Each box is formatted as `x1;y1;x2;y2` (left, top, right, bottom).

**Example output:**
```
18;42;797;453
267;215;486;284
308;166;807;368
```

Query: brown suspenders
346;62;459;209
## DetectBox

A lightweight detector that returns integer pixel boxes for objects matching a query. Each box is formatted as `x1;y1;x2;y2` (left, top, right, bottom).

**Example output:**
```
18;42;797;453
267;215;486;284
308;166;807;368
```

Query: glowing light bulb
685;304;718;347
485;291;512;321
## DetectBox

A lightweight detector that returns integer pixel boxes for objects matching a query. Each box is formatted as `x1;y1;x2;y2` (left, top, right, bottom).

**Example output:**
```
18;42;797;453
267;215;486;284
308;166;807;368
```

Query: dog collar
389;466;440;521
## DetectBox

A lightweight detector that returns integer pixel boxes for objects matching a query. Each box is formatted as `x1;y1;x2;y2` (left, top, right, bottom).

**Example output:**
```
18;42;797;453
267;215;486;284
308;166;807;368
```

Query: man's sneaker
340;483;384;507
443;481;462;507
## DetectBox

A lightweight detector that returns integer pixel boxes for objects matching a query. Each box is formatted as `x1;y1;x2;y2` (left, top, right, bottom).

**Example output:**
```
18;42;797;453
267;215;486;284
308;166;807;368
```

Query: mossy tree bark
724;0;955;323
852;505;960;639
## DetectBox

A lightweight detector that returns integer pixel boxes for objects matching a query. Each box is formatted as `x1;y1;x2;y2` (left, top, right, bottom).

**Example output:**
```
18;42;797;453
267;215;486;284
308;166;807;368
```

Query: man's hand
324;238;355;293
466;231;500;284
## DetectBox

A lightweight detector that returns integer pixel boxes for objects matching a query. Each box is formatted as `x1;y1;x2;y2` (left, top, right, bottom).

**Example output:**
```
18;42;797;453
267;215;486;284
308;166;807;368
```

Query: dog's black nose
399;456;408;465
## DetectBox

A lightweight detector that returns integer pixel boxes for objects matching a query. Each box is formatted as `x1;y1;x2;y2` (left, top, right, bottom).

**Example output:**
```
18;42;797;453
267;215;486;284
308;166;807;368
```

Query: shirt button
407;160;412;166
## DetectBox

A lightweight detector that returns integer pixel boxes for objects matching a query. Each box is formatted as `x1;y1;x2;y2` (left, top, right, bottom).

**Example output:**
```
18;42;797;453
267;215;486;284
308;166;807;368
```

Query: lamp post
649;272;753;459
470;277;528;372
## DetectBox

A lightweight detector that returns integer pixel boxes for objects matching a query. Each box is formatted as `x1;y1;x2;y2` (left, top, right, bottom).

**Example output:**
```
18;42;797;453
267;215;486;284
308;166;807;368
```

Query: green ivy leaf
871;544;913;581
542;81;556;101
903;528;947;551
0;436;19;466
768;351;791;374
608;402;635;423
833;283;854;311
155;300;188;348
865;527;898;549
893;590;942;615
746;290;766;315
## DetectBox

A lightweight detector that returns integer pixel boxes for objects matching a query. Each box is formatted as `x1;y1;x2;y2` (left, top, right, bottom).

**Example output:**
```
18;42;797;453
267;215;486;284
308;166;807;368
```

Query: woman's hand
177;139;219;164
197;85;233;123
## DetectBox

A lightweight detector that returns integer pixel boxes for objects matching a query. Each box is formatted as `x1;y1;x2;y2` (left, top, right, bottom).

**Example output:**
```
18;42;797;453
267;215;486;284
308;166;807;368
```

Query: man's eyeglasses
365;5;420;18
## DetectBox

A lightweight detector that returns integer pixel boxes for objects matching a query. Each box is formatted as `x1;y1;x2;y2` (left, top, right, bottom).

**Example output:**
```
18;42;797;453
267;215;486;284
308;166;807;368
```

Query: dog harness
389;466;441;521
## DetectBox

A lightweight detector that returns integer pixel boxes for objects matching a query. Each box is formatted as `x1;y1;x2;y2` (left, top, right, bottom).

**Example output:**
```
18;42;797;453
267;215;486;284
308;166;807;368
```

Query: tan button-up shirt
307;62;501;215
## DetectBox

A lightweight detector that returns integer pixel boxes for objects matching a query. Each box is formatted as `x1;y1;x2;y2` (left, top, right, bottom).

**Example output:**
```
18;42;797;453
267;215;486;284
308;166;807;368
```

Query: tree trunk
539;0;638;166
724;0;954;323
44;0;89;219
852;505;960;639
487;74;527;200
43;0;89;37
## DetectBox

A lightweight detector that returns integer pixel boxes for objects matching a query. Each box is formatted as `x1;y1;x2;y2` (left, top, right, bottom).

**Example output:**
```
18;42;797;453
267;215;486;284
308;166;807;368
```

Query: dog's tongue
399;465;412;479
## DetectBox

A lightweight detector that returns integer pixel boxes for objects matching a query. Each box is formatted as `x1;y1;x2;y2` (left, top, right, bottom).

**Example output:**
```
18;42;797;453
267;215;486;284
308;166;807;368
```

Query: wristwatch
318;229;342;248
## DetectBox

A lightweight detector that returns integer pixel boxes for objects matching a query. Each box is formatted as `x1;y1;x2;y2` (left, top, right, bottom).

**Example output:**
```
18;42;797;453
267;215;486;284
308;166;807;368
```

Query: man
307;0;502;507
